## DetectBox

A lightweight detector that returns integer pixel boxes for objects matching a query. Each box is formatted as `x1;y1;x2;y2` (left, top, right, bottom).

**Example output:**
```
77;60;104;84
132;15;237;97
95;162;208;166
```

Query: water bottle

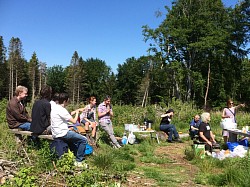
121;133;128;145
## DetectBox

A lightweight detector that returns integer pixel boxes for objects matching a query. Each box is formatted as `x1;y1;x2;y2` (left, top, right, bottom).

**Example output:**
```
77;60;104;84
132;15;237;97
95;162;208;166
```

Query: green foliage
92;148;135;173
184;146;195;161
0;99;7;122
56;151;75;173
192;151;250;186
34;140;57;171
46;65;66;93
13;167;37;187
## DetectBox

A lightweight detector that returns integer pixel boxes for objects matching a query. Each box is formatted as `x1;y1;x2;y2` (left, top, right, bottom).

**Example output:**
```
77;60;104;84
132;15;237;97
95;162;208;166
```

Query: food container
124;124;139;131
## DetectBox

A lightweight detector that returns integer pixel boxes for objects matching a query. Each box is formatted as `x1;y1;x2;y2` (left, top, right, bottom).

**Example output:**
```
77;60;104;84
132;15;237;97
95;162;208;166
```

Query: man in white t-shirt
51;93;88;167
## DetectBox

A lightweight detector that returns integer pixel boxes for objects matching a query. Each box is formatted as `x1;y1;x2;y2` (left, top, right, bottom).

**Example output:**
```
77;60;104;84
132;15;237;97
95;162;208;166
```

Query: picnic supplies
127;132;136;144
121;133;128;145
69;126;86;135
220;118;237;129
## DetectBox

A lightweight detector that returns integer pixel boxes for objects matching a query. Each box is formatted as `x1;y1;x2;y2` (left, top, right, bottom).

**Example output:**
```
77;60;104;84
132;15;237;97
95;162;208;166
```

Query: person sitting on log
6;85;31;131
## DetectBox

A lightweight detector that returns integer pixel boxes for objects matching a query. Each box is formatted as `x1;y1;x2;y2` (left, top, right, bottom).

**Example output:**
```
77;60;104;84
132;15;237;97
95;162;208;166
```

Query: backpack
50;138;69;158
85;144;93;155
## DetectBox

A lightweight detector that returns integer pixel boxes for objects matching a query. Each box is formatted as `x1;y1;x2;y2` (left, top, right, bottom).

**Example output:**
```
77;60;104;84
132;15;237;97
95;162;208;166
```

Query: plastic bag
220;118;237;129
127;132;136;144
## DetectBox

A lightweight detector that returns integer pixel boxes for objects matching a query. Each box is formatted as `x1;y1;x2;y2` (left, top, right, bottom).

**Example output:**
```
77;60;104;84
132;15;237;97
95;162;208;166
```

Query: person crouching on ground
51;93;88;167
199;112;216;151
189;114;201;139
159;109;181;143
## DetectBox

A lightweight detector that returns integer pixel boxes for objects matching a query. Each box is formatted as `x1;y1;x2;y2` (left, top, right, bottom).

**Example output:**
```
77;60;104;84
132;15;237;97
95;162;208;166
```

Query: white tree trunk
204;62;210;108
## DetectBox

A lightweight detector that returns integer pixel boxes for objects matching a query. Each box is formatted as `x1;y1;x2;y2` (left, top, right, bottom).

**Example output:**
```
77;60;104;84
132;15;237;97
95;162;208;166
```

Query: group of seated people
6;85;121;167
188;113;218;151
159;109;217;151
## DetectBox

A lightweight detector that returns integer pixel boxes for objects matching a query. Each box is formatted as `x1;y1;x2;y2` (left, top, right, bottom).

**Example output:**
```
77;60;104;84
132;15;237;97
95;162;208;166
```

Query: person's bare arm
222;108;230;118
191;126;199;131
68;110;79;124
235;103;245;110
199;131;212;146
210;131;216;143
161;113;170;118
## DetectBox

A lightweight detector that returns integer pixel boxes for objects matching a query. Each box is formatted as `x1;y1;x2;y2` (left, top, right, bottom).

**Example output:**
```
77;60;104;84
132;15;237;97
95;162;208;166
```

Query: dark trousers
160;124;179;141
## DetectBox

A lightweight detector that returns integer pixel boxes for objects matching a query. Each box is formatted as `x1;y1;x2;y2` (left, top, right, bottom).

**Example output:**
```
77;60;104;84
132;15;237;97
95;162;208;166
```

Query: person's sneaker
167;140;173;143
174;138;183;143
74;161;89;169
205;151;212;156
115;144;122;148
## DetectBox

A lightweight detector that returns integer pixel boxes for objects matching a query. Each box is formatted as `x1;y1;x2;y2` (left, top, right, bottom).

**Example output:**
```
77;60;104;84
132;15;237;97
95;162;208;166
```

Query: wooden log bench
10;129;54;140
9;129;54;164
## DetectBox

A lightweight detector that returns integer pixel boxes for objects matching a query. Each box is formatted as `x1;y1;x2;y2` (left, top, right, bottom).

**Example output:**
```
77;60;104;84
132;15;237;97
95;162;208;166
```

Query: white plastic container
124;124;139;131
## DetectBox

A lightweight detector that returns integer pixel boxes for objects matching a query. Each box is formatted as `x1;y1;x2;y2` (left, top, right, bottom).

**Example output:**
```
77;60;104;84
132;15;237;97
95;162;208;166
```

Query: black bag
50;138;69;158
87;111;94;120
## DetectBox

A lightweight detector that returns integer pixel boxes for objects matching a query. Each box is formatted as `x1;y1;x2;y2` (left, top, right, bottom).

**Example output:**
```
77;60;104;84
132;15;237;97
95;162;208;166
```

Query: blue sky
0;0;240;73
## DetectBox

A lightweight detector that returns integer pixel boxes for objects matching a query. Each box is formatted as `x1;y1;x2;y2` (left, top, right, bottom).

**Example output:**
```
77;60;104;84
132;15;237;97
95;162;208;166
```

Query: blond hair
201;112;210;123
15;86;28;96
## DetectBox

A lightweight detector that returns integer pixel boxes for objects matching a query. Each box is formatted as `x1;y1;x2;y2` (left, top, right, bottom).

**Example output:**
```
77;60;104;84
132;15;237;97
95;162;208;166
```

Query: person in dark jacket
30;85;52;135
199;112;217;151
6;86;31;130
159;109;181;143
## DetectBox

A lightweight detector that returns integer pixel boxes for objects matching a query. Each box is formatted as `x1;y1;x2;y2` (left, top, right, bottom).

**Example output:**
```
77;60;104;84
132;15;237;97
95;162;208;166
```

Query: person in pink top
98;96;121;148
222;99;245;143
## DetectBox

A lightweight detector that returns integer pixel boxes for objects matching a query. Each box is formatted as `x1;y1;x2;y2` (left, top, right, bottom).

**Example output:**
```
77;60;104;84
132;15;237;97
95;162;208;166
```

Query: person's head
104;95;111;105
58;93;69;105
40;85;52;100
88;96;96;106
166;109;174;117
15;86;28;100
201;112;210;123
52;93;59;103
227;99;234;107
194;115;200;122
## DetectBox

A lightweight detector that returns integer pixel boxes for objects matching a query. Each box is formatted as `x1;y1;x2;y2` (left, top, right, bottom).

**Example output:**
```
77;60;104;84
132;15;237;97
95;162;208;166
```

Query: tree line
0;0;249;109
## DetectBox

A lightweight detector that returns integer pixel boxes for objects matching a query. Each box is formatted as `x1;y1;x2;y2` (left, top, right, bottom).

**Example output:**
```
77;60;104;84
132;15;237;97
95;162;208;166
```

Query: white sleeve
60;107;72;121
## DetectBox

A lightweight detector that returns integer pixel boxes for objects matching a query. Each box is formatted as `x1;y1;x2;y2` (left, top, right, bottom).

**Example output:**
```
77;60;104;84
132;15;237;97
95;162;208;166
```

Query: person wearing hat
159;109;181;143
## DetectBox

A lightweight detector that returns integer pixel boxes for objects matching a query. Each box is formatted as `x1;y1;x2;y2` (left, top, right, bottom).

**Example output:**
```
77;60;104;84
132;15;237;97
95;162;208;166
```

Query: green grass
2;99;250;186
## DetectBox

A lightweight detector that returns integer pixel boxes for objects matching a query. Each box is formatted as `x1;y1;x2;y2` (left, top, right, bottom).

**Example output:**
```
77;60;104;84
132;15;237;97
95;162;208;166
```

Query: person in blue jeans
159;109;181;143
189;115;201;139
51;93;88;168
6;86;31;131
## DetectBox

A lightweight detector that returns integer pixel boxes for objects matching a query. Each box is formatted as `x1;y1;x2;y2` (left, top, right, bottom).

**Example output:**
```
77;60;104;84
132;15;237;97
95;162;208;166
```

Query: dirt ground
124;137;206;187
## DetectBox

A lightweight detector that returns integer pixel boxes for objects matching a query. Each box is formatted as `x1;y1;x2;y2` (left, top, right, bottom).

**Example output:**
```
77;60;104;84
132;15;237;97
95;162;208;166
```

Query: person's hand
207;141;212;147
106;109;110;114
106;105;110;114
241;103;245;107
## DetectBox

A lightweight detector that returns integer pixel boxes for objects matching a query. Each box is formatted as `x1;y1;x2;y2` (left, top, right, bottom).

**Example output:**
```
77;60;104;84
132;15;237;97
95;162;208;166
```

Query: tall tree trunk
173;72;181;100
204;62;210;108
72;73;76;105
9;63;13;100
77;81;80;106
39;71;42;93
15;69;17;88
32;72;35;103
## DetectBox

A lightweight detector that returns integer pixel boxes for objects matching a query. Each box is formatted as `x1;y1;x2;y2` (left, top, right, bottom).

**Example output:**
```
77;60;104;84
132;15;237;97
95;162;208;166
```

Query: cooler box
193;144;205;159
124;124;139;131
